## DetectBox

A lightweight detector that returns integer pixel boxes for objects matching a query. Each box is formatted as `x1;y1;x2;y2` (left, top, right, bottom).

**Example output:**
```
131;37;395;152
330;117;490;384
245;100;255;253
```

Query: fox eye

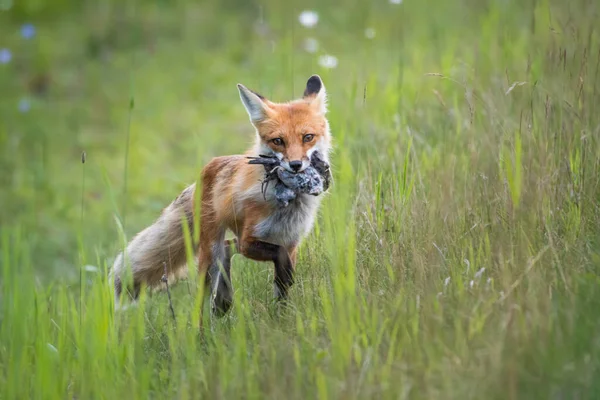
271;138;284;146
303;134;315;143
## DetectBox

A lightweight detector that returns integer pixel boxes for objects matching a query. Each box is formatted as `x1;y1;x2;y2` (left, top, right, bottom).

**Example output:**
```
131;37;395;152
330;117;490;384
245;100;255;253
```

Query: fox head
237;75;331;173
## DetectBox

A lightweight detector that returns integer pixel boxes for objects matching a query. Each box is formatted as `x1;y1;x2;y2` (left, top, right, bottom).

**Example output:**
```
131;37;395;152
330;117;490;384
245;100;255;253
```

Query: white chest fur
253;194;321;248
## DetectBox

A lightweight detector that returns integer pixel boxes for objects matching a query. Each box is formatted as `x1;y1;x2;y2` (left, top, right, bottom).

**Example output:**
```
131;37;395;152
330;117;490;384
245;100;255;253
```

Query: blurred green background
1;0;600;398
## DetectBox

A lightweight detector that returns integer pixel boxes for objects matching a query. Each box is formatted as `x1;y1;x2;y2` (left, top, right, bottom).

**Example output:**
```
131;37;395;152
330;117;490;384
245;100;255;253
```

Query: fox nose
289;160;302;172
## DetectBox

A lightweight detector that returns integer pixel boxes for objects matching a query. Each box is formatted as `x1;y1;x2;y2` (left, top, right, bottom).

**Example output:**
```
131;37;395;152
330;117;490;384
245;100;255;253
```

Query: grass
1;0;600;398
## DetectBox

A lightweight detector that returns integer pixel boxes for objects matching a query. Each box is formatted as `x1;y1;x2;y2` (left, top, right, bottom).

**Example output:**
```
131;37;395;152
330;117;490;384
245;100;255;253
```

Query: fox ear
237;84;269;123
303;75;327;114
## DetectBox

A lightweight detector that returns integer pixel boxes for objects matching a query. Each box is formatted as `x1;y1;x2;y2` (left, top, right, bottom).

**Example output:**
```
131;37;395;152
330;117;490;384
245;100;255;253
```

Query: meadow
1;0;600;398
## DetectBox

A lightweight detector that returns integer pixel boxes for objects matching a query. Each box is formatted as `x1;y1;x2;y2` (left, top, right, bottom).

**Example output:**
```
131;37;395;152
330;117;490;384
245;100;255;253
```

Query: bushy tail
110;183;196;304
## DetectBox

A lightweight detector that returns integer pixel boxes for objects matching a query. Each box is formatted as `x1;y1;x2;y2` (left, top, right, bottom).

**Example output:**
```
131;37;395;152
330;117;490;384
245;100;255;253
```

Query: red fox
110;75;332;317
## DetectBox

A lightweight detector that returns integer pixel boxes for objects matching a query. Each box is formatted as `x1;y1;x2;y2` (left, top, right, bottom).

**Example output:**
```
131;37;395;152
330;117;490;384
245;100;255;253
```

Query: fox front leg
239;238;296;302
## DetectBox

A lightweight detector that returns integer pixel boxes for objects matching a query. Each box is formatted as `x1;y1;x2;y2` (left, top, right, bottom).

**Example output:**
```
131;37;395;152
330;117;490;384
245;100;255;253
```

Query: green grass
2;0;600;398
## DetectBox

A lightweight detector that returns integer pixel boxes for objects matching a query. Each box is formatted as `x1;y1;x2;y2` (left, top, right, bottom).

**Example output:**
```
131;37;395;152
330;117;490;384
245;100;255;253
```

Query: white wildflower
298;10;319;28
318;54;338;69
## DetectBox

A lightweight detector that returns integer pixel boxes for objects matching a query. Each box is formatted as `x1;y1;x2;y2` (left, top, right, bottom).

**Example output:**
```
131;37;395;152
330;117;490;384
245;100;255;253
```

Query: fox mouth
285;166;305;173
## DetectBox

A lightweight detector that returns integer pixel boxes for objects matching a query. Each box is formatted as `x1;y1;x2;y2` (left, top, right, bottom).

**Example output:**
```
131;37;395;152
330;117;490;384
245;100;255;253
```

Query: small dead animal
247;150;332;207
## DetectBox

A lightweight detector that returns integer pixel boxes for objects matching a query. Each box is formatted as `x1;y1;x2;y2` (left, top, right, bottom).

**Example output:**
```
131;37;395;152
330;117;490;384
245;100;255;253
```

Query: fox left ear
237;83;271;124
303;75;327;114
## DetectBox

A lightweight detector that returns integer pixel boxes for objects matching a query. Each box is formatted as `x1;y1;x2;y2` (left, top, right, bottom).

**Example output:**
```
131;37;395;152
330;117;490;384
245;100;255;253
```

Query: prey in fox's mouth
247;150;332;207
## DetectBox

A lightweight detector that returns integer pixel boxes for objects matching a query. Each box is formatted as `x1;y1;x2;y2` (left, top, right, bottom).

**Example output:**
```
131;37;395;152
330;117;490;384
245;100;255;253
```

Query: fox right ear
237;84;269;124
303;75;327;114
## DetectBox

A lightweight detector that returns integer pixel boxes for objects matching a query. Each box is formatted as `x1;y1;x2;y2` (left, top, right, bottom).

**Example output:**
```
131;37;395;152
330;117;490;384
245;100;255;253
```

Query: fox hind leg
112;254;142;306
209;239;237;317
